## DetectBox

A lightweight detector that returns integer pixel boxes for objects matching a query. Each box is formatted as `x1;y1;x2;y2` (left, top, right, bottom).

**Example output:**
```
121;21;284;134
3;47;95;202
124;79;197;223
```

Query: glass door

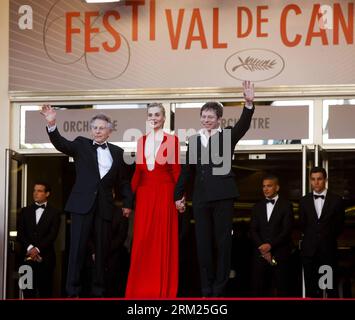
4;149;27;299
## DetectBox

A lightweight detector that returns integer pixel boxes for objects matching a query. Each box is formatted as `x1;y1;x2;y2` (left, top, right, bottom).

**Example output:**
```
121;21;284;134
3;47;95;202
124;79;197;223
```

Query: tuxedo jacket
299;191;345;259
250;197;294;261
48;128;133;220
17;203;61;266
174;106;254;203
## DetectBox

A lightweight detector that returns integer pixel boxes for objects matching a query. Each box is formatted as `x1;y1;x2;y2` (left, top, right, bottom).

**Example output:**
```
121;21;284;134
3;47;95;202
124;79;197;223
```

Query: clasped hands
26;247;42;262
258;243;272;264
175;196;186;213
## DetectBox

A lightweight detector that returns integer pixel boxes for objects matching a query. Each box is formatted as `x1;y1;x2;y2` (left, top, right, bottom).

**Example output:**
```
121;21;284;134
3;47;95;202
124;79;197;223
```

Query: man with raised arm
41;105;133;297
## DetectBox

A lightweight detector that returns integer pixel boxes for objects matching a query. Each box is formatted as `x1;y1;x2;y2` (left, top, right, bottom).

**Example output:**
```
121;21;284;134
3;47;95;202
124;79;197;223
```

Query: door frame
2;149;27;299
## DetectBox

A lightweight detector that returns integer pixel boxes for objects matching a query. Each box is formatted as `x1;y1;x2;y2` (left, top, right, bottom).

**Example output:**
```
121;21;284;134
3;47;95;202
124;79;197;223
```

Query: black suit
47;128;133;296
17;203;61;298
175;106;254;296
300;191;345;297
250;197;294;296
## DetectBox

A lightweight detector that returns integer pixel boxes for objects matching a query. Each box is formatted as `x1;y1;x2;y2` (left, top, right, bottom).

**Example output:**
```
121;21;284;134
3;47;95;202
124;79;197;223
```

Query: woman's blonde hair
147;102;166;117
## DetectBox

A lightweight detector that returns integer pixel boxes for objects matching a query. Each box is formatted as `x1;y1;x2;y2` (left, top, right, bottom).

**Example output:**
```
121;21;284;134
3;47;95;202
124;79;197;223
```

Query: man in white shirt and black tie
17;182;61;298
250;174;294;297
175;81;255;297
40;105;133;297
300;167;345;297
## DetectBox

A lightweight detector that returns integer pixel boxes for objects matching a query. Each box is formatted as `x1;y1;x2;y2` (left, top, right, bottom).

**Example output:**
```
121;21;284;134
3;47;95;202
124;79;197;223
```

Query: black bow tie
35;204;46;210
265;199;275;205
93;143;107;149
314;194;325;200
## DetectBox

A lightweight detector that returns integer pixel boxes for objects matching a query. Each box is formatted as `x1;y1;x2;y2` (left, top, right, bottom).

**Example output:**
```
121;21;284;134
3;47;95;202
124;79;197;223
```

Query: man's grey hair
90;113;113;130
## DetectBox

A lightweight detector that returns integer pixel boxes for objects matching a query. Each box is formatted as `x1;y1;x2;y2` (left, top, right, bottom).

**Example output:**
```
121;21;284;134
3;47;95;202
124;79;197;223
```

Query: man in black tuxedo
40;105;133;297
250;174;294;297
174;81;255;297
17;182;61;298
300;167;345;298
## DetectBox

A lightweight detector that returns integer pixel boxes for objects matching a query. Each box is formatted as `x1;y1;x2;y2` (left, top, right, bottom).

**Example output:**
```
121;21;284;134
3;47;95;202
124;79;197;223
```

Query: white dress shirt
199;127;222;148
266;195;279;222
94;141;113;179
313;189;327;218
145;130;164;171
244;101;254;109
35;201;47;224
27;202;47;253
47;124;56;133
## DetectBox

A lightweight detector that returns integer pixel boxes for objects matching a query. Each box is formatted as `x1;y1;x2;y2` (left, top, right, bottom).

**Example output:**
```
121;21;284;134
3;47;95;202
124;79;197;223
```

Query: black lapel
90;140;101;178
107;143;117;175
199;133;208;150
307;193;319;220
30;205;37;230
319;192;331;220
261;201;268;225
268;199;279;224
197;135;204;162
188;135;198;165
36;206;47;227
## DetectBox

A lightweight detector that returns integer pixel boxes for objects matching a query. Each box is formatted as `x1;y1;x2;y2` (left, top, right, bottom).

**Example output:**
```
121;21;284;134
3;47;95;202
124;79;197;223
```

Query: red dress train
125;133;181;298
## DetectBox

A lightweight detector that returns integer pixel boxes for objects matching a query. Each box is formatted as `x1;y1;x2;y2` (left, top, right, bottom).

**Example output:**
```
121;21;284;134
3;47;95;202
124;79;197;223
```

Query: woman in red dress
125;103;182;298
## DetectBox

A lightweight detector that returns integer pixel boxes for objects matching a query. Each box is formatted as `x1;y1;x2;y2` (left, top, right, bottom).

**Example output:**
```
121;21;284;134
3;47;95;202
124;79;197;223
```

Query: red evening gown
125;133;181;298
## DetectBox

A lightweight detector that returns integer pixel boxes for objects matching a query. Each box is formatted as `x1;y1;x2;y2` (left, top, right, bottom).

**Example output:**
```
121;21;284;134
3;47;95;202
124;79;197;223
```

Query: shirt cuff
27;245;40;253
47;124;57;132
245;101;254;109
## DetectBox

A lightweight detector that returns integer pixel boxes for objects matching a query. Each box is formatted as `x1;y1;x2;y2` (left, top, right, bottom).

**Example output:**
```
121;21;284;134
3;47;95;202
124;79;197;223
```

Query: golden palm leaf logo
232;56;277;72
